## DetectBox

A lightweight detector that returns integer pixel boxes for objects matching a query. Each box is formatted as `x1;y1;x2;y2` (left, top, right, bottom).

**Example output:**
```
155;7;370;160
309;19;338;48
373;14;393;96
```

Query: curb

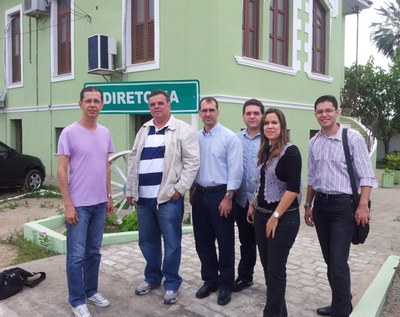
351;255;400;317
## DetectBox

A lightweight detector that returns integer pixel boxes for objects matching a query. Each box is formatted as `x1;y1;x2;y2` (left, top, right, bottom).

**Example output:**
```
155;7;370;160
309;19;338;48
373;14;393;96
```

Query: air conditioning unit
88;35;117;75
24;0;49;17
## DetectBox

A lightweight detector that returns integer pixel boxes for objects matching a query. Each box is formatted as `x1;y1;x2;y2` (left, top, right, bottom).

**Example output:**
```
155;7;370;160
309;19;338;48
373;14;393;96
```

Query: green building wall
0;0;369;184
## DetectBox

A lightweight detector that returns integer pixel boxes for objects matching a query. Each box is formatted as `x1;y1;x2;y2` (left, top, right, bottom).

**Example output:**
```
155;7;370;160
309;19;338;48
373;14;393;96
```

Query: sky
345;1;392;70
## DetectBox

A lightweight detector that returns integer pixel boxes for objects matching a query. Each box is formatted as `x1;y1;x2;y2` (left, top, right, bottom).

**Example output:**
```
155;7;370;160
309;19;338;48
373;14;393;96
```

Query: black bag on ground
0;267;46;300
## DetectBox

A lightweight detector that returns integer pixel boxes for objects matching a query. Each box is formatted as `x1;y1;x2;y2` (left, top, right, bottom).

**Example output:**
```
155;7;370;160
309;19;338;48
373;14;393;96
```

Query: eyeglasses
315;108;336;116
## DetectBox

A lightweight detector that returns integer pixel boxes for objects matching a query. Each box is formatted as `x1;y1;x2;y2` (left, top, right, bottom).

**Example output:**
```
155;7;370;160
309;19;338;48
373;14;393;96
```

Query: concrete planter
382;173;395;188
23;214;193;254
393;170;400;185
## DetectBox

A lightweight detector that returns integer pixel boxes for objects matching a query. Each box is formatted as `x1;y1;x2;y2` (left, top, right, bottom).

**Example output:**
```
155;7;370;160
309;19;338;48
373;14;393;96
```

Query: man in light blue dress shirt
233;99;264;292
192;97;243;306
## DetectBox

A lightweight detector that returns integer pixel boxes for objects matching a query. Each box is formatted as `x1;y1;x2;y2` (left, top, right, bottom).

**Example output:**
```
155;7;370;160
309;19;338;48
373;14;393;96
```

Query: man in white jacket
126;89;200;305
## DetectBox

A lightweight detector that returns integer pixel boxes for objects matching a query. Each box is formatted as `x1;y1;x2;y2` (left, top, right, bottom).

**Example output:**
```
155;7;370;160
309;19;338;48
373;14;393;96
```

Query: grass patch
0;230;59;265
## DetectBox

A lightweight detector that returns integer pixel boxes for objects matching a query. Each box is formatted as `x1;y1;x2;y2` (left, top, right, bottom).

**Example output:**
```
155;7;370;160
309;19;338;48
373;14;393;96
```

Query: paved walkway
0;185;399;317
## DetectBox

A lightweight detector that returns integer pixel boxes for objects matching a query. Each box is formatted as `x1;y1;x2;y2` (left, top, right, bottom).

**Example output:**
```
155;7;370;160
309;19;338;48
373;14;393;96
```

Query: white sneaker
72;304;91;317
135;281;160;295
87;292;110;307
163;290;178;304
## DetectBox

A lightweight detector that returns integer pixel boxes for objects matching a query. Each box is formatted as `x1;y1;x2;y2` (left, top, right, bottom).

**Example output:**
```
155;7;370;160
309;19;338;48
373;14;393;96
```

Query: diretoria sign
84;80;200;114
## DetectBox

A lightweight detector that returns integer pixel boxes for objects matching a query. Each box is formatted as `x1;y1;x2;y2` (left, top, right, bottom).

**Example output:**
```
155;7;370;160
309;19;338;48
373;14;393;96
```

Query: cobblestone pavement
98;186;400;317
0;186;398;317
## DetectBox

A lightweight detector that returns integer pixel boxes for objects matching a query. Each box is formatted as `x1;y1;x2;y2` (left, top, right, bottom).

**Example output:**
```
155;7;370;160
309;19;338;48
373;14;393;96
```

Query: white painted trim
1;94;315;114
50;0;75;82
2;104;79;113
123;0;160;73
206;94;314;111
5;5;23;89
234;56;298;76
292;0;302;72
306;72;334;83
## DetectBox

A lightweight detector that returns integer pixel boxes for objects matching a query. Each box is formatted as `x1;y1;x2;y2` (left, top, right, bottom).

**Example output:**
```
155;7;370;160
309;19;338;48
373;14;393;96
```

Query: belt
256;207;298;214
196;184;227;193
316;192;353;200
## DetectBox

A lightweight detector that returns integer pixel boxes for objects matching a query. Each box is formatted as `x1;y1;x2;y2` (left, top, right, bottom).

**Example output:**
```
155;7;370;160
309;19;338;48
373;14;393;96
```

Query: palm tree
371;0;400;60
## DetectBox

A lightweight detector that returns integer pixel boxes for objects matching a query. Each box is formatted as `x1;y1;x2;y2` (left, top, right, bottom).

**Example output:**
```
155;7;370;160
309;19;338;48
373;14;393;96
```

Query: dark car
0;141;46;190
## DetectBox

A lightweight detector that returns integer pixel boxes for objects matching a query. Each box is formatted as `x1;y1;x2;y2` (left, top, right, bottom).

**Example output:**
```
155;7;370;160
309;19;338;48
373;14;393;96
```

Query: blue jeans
313;195;354;317
254;209;300;317
192;189;235;290
66;202;107;307
137;197;184;291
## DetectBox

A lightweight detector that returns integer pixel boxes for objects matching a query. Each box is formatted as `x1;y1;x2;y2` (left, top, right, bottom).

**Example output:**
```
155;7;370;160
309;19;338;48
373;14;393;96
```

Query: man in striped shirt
304;95;374;317
126;90;200;305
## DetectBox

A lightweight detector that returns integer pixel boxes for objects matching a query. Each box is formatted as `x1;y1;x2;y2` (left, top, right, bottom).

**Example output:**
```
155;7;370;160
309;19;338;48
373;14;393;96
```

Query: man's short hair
242;99;265;115
149;89;171;103
314;95;338;110
199;97;218;109
80;86;103;102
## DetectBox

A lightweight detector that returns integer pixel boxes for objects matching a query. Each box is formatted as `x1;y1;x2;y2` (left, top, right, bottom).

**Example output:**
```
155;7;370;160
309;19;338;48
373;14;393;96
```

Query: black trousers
313;194;354;317
254;209;299;317
192;189;235;290
233;199;257;282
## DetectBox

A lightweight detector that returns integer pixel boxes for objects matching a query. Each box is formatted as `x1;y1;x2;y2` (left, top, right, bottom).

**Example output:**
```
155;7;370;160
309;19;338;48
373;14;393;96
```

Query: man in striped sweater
126;90;200;305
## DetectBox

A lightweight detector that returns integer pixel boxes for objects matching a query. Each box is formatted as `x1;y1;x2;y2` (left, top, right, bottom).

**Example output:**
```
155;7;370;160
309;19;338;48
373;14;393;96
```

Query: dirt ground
380;265;400;317
0;196;63;268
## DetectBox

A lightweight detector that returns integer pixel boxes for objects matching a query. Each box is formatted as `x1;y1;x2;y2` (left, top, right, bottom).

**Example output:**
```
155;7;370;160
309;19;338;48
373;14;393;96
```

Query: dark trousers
254;209;300;317
233;199;257;282
313;195;355;317
192;189;235;290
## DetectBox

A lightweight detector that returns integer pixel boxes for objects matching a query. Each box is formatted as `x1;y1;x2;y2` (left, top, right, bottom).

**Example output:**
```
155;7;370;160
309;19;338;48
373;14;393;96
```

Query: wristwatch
225;192;233;200
304;203;312;209
273;211;280;219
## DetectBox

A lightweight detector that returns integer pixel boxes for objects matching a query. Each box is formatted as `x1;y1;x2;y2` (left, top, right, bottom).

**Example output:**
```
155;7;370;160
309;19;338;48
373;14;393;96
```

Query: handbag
0;267;46;301
342;128;370;245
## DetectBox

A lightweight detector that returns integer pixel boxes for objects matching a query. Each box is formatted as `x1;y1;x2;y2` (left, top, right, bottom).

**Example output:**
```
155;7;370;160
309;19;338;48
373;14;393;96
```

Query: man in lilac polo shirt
57;86;115;317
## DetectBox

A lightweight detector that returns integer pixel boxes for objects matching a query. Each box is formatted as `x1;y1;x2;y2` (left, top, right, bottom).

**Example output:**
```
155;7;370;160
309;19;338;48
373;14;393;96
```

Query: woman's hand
266;217;278;238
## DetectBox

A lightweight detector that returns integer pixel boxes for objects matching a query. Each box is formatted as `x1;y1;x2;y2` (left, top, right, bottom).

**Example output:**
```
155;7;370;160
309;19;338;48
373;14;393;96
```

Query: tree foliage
343;58;400;155
371;0;400;61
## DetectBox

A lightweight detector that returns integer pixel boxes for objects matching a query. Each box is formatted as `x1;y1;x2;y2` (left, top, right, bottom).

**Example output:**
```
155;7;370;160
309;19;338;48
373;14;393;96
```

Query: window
57;0;71;74
11;13;21;83
125;0;159;72
131;0;154;64
243;0;259;59
5;5;23;87
51;0;74;80
269;0;289;65
312;0;326;74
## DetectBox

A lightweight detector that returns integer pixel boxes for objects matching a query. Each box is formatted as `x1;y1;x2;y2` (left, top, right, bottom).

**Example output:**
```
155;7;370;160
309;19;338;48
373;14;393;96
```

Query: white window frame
304;0;335;82
5;5;23;89
234;0;301;76
50;0;74;82
122;0;160;73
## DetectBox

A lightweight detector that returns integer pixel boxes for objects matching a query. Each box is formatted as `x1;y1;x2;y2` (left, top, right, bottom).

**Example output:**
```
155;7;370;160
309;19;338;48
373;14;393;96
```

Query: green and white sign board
84;80;200;114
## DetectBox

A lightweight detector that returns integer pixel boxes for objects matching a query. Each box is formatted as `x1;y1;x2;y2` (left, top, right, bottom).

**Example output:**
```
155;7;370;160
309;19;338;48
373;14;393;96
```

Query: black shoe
195;284;218;299
316;304;353;316
232;279;254;292
316;306;331;316
217;289;231;306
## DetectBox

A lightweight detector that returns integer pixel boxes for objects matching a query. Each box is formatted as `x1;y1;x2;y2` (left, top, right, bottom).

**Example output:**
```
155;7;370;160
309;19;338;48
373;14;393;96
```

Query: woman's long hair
257;108;289;166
